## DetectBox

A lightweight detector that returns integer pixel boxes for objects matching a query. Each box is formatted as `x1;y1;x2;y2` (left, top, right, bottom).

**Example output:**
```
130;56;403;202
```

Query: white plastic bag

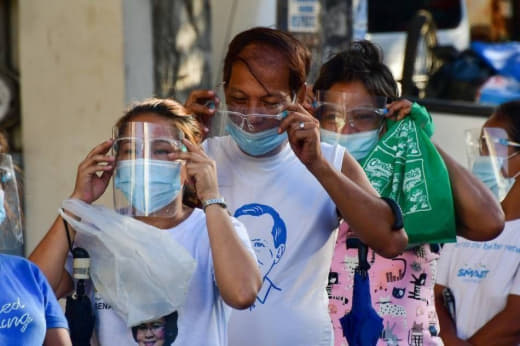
60;199;196;327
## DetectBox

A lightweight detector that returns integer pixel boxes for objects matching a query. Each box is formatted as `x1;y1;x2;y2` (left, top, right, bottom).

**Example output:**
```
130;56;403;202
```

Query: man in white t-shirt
187;27;409;346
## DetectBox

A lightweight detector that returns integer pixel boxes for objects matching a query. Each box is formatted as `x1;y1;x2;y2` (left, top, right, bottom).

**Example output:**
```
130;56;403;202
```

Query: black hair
224;27;311;95
495;100;520;145
131;311;178;345
313;40;398;99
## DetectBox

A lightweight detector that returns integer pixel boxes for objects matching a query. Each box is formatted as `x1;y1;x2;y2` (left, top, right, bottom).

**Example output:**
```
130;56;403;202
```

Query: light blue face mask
226;120;288;156
114;159;182;214
320;128;379;161
0;189;5;224
471;155;515;201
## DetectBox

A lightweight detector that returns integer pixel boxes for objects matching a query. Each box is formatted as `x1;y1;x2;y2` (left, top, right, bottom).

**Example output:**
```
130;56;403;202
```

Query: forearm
436;145;504;241
468;296;520;346
44;328;72;346
205;205;261;309
434;284;470;345
308;156;407;258
29;215;74;297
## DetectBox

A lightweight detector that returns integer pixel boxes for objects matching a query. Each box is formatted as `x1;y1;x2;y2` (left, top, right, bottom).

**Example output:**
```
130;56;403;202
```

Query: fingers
286;120;319;139
185;90;219;107
168;139;208;163
386;99;412;121
86;139;114;159
184;89;220;119
79;154;115;172
278;104;319;134
189;103;216;118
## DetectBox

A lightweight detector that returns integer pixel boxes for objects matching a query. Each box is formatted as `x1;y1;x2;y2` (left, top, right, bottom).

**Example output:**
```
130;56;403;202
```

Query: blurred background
0;0;518;255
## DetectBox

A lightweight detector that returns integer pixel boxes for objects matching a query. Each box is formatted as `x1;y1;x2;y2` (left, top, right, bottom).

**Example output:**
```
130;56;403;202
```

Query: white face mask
471;155;519;201
320;128;379;161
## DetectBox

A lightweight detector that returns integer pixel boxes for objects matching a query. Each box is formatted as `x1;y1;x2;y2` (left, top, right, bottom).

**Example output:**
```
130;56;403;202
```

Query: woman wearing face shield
0;134;71;345
186;27;408;346
29;98;261;346
313;40;505;346
435;100;520;345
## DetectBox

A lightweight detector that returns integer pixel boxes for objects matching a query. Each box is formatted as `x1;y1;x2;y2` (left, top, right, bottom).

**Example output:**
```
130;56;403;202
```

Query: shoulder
0;254;37;275
202;136;231;154
0;255;46;293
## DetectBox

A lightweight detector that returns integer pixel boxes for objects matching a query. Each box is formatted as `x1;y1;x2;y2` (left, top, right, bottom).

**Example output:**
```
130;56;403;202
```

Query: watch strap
202;197;227;211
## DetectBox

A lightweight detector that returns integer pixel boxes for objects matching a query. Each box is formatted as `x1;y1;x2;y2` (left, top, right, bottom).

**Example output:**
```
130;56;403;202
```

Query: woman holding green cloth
314;40;504;346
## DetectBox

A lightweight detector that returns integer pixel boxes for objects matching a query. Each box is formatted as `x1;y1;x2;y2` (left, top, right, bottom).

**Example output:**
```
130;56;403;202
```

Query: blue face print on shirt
234;204;287;306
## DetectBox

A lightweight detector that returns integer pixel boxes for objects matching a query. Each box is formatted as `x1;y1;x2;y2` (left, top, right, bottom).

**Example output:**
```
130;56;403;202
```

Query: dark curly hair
223;27;311;95
313;40;398;99
494;100;520;145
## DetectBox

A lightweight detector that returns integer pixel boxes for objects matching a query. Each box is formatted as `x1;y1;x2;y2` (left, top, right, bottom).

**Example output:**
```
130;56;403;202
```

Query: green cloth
360;103;456;246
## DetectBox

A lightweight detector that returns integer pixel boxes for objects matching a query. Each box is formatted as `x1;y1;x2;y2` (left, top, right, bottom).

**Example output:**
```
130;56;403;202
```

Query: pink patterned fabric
328;222;443;346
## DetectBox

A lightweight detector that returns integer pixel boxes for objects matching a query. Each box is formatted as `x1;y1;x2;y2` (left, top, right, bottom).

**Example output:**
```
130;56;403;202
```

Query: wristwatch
381;197;404;230
202;197;227;212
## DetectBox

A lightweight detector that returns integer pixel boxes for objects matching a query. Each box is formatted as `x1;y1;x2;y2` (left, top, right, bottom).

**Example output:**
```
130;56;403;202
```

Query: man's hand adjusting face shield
112;122;187;218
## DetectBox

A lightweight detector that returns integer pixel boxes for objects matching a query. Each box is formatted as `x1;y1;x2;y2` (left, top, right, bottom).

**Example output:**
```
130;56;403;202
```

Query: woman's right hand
70;139;115;203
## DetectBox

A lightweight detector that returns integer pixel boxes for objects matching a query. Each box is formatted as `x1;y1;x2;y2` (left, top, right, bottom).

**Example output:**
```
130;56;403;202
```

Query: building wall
19;0;125;254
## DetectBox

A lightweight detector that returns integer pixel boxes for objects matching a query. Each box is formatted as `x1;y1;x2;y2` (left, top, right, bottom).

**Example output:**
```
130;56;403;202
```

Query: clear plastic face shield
112;122;186;218
0;154;23;253
313;90;387;160
208;83;295;156
466;127;520;201
209;83;293;136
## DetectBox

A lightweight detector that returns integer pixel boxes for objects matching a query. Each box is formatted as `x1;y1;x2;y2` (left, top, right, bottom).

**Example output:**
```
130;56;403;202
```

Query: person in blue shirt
0;132;71;346
0;254;71;345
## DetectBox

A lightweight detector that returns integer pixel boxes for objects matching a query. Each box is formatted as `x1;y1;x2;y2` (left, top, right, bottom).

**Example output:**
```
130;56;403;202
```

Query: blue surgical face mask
114;159;182;214
320;128;379;161
226;121;288;156
471;155;515;201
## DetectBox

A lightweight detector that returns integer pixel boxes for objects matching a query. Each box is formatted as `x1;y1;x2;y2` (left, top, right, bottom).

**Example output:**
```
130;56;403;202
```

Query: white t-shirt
437;219;520;340
68;208;254;346
203;136;345;346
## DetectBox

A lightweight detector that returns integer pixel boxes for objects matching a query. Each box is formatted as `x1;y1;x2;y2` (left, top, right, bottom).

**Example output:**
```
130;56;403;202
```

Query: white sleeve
436;242;455;286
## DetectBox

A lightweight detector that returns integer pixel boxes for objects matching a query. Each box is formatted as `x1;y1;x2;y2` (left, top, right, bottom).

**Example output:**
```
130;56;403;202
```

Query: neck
502;179;520;221
136;204;193;229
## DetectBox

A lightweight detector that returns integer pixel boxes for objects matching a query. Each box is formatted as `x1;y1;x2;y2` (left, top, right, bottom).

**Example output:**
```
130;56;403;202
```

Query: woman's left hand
385;99;413;121
278;103;323;168
168;139;219;203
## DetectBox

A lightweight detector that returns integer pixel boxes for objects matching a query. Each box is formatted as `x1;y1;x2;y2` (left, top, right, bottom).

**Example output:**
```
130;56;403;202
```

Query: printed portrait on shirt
235;203;287;305
131;311;178;346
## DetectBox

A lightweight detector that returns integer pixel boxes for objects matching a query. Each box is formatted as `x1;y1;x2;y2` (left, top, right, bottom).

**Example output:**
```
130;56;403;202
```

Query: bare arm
29;140;114;298
44;328;72;346
467;295;520;346
436;145;504;241
205;204;262;309
280;104;408;258
434;284;471;346
29;215;74;298
172;139;261;309
312;151;408;258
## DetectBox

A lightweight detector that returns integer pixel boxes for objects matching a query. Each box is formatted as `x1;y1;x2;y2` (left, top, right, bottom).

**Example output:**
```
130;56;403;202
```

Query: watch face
0;76;12;123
